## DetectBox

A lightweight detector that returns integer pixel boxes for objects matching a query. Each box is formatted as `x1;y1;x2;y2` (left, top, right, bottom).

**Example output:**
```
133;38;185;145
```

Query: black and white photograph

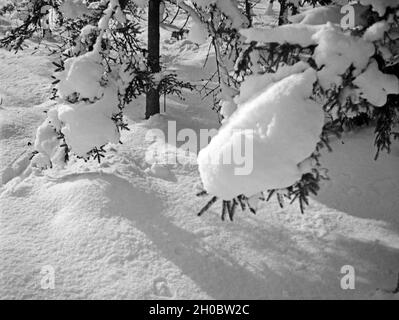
0;0;399;303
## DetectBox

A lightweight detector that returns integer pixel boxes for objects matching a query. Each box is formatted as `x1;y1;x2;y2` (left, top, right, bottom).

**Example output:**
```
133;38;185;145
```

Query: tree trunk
278;0;287;26
146;0;161;119
245;0;252;27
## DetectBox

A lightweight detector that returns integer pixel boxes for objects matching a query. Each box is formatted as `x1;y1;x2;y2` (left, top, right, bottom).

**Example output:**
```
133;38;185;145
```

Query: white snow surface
1;6;399;300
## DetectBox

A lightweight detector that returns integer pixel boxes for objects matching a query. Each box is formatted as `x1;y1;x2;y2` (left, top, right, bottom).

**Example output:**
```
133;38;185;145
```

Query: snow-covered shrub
2;0;194;168
17;0;147;168
30;1;119;166
197;0;399;218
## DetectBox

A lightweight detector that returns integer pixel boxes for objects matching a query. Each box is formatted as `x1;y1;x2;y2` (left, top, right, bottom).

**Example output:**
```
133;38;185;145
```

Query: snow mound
198;67;324;200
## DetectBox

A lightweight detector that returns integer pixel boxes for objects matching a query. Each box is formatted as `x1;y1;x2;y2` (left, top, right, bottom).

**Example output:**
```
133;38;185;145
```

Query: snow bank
198;67;324;200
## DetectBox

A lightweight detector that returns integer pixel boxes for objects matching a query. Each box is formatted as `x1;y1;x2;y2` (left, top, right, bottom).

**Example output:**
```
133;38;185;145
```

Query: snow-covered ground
1;2;399;300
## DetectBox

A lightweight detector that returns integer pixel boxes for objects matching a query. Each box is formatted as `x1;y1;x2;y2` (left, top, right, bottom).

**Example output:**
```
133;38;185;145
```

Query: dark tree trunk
146;0;161;119
245;0;252;27
278;0;287;26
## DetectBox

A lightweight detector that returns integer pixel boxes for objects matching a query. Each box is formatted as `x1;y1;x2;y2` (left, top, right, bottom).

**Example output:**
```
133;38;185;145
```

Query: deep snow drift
1;1;399;300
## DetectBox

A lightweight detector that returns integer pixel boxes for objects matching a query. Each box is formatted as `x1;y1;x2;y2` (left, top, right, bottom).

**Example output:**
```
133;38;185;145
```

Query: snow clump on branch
198;65;324;200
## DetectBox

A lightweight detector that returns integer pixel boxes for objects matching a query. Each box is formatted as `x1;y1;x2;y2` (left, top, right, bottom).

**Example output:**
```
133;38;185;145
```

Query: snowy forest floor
1;4;399;300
